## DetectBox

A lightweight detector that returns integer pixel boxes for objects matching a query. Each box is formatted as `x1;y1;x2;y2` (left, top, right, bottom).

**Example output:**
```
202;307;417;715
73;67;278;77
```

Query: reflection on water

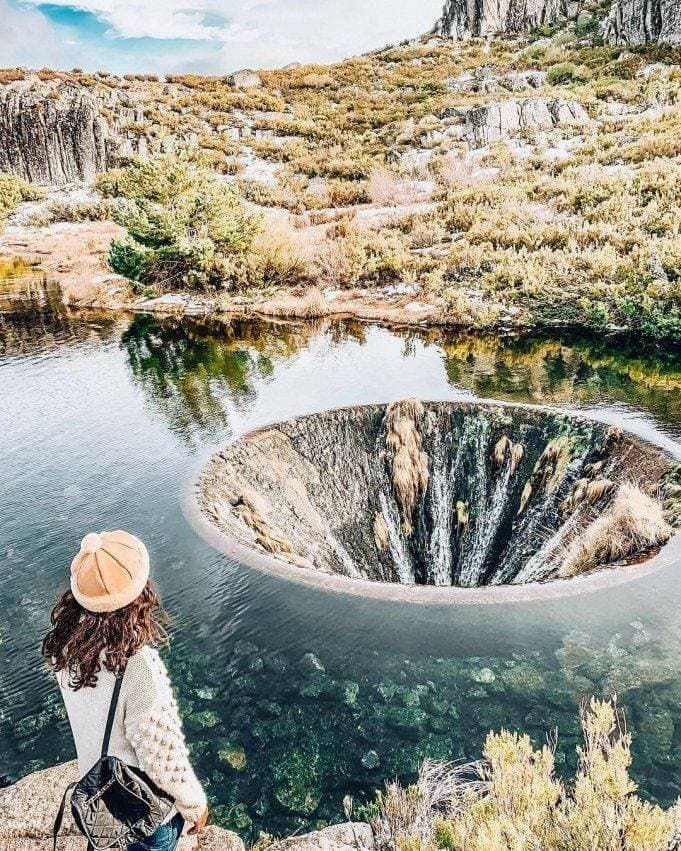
0;309;679;839
441;334;681;432
121;315;345;445
0;259;56;314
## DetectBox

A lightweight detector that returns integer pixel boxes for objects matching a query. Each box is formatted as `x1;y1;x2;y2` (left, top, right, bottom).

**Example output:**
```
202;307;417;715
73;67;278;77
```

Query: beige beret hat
70;530;150;613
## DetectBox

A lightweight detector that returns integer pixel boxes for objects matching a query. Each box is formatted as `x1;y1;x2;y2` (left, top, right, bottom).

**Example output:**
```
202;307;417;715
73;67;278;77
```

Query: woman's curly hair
42;581;170;690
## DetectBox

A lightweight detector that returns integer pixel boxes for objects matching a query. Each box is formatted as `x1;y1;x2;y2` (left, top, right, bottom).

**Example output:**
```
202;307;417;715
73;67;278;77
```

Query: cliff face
0;87;108;184
435;0;681;43
435;0;577;39
602;0;681;45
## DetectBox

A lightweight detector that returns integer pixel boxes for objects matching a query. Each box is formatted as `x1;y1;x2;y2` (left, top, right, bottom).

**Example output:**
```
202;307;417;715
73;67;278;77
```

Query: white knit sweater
57;646;207;824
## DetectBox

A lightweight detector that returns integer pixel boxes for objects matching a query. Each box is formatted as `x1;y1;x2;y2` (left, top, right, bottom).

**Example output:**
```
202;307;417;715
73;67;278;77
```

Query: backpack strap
53;781;76;851
101;668;125;758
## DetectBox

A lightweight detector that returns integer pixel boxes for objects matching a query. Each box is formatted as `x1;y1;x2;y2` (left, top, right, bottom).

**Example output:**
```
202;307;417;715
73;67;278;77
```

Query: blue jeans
127;813;185;851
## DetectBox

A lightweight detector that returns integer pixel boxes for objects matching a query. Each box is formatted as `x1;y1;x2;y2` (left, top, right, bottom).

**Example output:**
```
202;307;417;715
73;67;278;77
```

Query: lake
1;296;680;839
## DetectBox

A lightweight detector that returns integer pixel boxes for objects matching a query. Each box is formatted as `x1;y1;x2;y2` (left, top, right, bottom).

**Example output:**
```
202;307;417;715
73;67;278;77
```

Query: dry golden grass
385;399;429;536
254;287;331;319
249;220;315;288
365;698;679;851
559;483;672;577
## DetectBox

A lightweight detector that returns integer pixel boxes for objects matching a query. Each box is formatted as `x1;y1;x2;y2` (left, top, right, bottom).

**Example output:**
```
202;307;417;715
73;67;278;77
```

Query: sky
1;0;444;76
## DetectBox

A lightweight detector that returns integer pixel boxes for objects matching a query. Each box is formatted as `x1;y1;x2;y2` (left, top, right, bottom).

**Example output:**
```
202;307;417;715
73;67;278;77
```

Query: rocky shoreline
0;215;513;333
0;763;374;851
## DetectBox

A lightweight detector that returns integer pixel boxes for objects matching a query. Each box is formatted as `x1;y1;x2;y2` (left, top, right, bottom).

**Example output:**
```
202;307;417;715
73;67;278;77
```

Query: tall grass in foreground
361;699;680;851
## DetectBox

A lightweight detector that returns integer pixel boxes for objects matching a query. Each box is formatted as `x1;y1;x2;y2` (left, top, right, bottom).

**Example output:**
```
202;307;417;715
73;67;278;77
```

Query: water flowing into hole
197;401;678;588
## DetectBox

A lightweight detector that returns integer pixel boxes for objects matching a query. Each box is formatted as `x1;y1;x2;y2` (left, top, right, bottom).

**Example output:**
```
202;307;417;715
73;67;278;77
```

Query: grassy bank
1;2;679;340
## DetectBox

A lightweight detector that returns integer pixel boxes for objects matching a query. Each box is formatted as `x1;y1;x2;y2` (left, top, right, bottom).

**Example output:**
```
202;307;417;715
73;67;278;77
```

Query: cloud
0;0;88;67
11;0;443;74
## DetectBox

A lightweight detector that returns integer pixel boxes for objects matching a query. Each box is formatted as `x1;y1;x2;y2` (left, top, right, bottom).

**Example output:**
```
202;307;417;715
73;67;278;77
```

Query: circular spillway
194;401;679;599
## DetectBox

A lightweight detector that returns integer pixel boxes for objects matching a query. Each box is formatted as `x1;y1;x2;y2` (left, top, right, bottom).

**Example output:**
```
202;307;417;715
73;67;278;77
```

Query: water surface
1;305;680;838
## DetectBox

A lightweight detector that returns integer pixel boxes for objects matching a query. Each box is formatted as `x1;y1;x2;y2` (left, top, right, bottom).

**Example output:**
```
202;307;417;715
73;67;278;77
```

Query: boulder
228;70;263;89
268;822;374;850
0;761;79;844
298;653;325;677
441;98;589;146
0;762;245;851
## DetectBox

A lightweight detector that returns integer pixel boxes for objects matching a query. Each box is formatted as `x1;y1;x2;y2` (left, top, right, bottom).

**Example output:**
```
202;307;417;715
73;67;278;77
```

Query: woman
43;530;209;851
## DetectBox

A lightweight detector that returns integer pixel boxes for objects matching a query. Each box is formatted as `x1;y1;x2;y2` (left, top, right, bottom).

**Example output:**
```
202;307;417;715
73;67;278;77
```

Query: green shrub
108;240;153;284
366;699;678;851
105;156;261;291
0;172;44;220
547;62;591;85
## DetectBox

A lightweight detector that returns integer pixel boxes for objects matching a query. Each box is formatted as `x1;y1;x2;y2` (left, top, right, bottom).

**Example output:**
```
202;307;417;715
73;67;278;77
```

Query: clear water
1;302;680;840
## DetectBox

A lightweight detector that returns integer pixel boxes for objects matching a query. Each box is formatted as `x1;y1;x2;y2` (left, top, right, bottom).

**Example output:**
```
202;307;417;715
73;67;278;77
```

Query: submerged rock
273;749;321;815
218;741;248;770
361;750;381;769
186;709;220;729
471;667;496;684
299;653;326;677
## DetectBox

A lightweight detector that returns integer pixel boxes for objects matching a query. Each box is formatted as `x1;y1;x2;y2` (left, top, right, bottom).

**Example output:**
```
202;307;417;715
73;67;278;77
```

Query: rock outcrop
227;69;263;89
435;0;681;44
0;762;372;851
435;0;581;38
440;97;589;146
0;87;107;184
0;75;201;186
602;0;681;45
267;822;374;849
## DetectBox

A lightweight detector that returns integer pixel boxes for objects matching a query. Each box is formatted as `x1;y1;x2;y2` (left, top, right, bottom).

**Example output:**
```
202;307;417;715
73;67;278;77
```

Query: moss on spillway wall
197;401;678;588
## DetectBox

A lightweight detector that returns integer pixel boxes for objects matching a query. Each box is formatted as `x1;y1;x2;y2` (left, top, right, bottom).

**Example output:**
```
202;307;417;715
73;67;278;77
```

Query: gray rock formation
0;76;204;186
268;822;374;849
0;762;246;851
602;0;681;45
228;69;263;88
197;401;674;588
435;0;681;44
440;97;590;146
0;87;107;184
446;67;548;94
435;0;581;38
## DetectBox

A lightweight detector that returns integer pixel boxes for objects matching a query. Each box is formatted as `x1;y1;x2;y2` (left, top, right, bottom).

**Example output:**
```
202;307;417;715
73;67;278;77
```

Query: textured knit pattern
58;646;207;824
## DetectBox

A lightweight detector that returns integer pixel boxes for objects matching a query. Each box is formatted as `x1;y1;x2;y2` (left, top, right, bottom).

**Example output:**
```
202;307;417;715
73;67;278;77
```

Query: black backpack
53;668;175;850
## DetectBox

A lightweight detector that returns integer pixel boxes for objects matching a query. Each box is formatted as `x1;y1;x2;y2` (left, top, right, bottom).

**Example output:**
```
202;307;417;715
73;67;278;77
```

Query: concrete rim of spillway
183;400;681;605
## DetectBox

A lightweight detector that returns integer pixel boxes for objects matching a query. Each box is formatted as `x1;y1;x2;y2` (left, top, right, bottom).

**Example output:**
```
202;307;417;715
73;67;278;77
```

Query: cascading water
378;490;414;584
426;429;454;586
197;401;678;588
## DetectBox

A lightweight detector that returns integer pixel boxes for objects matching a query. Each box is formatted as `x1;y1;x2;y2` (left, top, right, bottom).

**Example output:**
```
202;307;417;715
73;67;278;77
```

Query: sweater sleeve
123;648;207;824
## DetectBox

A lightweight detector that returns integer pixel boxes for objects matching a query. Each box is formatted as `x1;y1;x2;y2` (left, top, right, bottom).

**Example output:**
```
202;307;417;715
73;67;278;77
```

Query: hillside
0;1;679;341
